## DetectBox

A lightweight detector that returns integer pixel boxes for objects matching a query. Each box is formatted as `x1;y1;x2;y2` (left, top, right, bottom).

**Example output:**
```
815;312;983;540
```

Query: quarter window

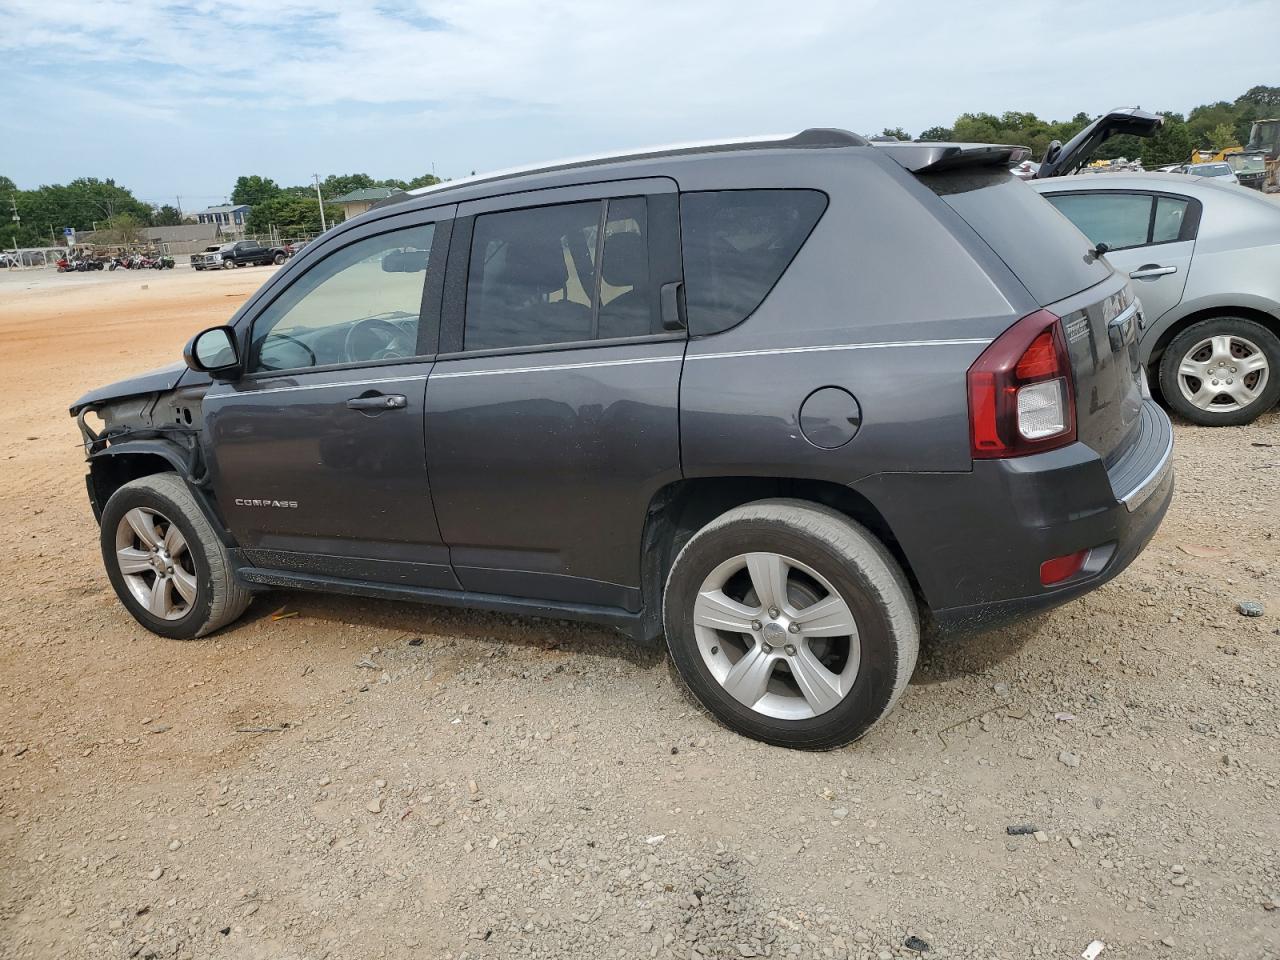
464;197;657;351
680;189;828;335
249;223;434;372
1152;196;1190;243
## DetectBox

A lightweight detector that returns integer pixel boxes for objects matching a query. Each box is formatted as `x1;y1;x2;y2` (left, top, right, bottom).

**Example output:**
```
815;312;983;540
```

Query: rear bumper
853;399;1174;635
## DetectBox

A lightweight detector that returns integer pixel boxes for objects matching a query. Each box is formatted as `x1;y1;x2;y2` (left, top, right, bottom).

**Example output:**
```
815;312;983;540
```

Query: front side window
680;189;828;336
1045;192;1152;250
464;197;656;351
249;223;434;372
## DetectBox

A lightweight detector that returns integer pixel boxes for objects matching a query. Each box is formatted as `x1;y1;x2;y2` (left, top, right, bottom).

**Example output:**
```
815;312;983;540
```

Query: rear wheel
100;473;251;639
663;500;918;750
1159;317;1279;425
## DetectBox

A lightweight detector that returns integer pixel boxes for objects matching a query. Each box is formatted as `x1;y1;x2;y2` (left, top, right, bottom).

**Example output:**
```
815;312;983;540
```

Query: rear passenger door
426;179;685;611
1043;190;1200;326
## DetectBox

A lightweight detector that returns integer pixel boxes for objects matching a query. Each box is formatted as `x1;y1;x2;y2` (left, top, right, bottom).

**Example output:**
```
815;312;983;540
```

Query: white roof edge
405;132;802;197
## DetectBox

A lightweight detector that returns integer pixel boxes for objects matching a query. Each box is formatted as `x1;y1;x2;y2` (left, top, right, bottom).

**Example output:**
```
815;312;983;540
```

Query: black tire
222;258;234;270
1158;316;1280;426
662;499;919;750
272;252;286;265
99;473;251;640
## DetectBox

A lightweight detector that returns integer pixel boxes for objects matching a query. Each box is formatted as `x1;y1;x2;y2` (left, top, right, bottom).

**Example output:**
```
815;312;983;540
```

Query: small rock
1171;864;1185;874
1058;750;1080;769
904;935;931;953
1171;875;1189;887
1034;831;1049;843
1160;937;1175;948
1006;824;1039;836
1237;601;1264;617
832;807;849;820
147;866;164;881
1069;836;1082;849
992;682;1011;699
366;797;383;814
168;839;182;852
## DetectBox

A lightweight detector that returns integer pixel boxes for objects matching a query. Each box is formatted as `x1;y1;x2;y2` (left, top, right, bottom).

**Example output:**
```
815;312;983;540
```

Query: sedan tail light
968;309;1076;459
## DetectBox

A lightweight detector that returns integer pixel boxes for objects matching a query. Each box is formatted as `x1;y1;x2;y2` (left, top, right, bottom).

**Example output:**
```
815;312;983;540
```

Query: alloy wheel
692;552;860;720
1176;334;1270;412
114;507;197;620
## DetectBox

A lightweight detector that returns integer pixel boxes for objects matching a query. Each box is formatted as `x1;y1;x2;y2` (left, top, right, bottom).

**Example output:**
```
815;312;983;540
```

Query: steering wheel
343;317;412;363
256;332;317;371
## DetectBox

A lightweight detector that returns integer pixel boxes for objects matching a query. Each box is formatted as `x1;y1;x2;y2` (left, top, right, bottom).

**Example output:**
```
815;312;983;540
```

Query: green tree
1094;133;1145;162
150;204;183;227
0;175;16;194
320;173;376;198
916;126;953;141
1238;84;1280;110
97;213;146;246
407;173;442;189
245;194;342;235
880;127;910;141
230;175;281;207
7;178;152;247
1208;123;1239;151
1140;113;1195;167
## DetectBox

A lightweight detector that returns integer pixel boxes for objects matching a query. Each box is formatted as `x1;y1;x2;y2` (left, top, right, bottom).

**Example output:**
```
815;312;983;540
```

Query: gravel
1;270;1278;959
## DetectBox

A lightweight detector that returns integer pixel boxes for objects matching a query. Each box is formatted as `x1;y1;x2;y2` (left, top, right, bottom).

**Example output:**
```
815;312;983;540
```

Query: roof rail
374;129;870;210
871;141;1031;173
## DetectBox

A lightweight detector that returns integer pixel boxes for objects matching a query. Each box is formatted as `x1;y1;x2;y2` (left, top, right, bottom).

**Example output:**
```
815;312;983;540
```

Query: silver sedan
1032;172;1280;425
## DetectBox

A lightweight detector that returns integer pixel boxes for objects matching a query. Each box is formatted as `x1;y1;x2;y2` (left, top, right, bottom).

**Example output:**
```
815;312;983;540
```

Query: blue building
196;204;251;233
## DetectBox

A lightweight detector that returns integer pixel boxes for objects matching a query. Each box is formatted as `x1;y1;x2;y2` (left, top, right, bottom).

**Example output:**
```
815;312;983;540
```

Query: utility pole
312;174;327;233
9;196;20;252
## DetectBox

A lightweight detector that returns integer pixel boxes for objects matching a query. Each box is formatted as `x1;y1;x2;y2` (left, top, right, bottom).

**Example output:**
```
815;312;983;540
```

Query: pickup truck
191;240;288;271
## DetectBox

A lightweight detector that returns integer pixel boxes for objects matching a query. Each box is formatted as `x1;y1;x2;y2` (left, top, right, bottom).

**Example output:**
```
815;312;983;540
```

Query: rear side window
1043;193;1151;250
929;172;1112;306
680;189;827;335
465;197;658;351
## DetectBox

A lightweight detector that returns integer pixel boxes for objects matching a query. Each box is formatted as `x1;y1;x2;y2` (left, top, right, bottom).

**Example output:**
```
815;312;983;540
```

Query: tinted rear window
926;172;1112;306
681;189;827;335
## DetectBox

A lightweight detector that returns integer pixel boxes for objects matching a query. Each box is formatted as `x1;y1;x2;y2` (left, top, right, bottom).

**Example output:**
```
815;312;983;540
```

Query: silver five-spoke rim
1177;334;1269;412
693;552;860;721
114;507;197;621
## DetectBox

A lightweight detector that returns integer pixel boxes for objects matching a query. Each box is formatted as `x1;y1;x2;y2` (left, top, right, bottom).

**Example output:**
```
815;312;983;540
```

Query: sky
1;0;1276;211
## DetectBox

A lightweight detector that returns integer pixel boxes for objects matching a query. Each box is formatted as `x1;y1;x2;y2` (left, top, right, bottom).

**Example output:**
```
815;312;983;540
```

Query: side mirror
184;325;241;378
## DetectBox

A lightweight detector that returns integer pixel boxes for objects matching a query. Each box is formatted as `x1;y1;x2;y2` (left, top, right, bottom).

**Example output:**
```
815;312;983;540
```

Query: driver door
202;207;460;589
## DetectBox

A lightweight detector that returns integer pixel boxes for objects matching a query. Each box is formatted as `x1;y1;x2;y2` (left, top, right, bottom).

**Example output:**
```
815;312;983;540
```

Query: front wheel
663;500;919;750
100;473;251;639
221;258;234;270
272;252;286;265
1158;316;1280;426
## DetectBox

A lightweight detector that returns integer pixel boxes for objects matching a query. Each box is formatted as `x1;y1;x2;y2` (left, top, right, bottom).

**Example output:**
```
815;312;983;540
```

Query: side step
235;566;655;642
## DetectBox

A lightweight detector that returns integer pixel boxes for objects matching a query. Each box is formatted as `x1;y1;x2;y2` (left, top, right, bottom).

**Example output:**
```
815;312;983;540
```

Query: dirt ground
1;265;1277;960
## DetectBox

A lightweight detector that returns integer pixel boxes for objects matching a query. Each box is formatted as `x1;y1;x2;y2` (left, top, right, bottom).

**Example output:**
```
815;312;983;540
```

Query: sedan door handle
1129;265;1177;280
346;393;407;410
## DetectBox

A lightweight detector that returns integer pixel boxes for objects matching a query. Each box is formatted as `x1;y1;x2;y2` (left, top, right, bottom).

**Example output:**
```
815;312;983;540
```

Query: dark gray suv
71;130;1173;749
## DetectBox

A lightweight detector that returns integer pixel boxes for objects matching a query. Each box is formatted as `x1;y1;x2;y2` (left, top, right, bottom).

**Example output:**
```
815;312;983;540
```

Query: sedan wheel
1176;334;1269;413
1159;317;1280;426
114;506;198;620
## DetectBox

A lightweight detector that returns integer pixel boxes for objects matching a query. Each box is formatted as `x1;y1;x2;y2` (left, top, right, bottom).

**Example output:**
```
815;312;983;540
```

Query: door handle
1129;265;1177;280
346;393;406;410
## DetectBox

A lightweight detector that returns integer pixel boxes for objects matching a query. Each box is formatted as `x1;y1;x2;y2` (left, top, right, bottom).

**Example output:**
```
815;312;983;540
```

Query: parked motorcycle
152;255;175;270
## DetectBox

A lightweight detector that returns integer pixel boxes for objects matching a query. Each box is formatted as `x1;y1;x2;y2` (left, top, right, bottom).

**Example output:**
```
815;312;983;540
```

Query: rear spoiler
872;141;1031;173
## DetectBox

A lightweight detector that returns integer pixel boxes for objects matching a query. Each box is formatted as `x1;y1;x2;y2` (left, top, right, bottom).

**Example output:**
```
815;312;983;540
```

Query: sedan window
1045;192;1152;251
1152;196;1190;244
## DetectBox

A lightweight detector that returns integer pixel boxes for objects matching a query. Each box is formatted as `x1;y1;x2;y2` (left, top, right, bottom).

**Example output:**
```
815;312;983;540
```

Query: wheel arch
638;476;921;642
87;440;235;546
1147;303;1280;370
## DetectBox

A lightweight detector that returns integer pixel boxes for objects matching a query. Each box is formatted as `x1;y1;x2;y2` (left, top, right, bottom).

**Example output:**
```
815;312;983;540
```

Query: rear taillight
968;309;1076;459
1040;549;1089;586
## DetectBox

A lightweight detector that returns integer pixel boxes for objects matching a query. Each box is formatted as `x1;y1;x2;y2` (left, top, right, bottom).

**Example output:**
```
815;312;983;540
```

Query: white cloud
3;0;1276;195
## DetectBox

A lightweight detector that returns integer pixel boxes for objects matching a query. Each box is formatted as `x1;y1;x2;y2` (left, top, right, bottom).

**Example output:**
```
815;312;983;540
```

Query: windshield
1228;154;1266;174
1188;163;1233;177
